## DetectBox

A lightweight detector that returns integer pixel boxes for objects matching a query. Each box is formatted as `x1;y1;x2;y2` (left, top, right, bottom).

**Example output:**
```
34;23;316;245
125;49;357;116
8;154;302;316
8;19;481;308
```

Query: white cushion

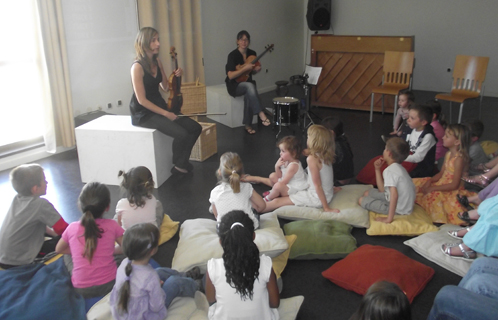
404;224;484;277
273;184;372;228
172;212;288;273
86;293;304;320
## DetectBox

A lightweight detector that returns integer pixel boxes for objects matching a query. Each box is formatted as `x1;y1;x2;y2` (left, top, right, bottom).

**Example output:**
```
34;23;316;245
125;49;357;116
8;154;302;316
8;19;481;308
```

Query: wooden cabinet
310;35;414;113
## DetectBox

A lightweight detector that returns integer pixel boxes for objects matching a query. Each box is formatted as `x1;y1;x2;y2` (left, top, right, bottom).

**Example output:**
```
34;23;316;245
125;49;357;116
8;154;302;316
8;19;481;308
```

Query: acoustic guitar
167;46;183;114
236;44;274;83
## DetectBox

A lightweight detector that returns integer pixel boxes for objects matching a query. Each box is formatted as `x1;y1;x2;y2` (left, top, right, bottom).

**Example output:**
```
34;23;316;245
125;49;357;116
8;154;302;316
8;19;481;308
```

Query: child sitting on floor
0;164;68;269
389;89;415;139
262;125;340;213
209;152;266;229
413;124;476;225
464;119;489;172
359;137;415;224
56;182;124;298
110;223;200;319
357;105;437;186
321;116;354;185
426;100;448;164
114;166;164;230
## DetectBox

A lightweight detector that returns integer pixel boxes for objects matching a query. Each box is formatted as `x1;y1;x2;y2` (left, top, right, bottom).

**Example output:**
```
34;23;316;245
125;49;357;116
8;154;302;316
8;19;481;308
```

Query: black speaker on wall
306;0;331;31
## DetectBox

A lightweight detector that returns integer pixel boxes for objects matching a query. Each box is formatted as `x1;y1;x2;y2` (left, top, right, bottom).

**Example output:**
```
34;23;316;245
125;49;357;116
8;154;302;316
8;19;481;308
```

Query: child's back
384;162;415;214
210;181;258;227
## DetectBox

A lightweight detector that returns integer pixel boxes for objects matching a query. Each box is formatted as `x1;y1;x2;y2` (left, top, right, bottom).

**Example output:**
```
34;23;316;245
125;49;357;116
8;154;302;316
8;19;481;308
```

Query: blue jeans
427;257;498;320
155;267;198;307
235;82;262;125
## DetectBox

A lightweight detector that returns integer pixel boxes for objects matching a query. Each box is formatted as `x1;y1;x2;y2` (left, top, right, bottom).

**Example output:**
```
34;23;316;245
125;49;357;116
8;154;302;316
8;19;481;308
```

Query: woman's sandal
261;117;271;127
245;127;256;135
447;227;472;240
456;194;474;211
457;211;478;225
441;243;477;261
461;174;491;189
471;163;491;174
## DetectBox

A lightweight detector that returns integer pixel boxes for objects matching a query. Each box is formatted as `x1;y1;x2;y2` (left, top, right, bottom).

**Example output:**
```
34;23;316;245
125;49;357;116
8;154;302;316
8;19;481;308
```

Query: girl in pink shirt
427;100;448;162
56;182;124;298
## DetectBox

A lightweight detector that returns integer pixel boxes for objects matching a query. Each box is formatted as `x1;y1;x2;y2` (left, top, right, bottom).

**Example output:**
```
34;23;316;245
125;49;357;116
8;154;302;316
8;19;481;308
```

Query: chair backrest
382;51;415;85
451;55;489;94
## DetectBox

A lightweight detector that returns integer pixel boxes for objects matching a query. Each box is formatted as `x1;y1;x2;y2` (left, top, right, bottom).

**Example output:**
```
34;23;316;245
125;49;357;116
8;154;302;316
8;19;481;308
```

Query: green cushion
283;220;357;260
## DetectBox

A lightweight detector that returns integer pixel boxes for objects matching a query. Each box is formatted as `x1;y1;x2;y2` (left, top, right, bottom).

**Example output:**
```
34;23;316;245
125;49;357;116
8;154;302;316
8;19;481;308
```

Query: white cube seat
75;115;173;187
206;84;256;128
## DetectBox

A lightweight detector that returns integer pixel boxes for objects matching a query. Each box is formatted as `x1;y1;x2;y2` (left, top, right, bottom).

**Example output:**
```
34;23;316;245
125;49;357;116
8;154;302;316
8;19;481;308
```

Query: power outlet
107;103;112;109
117;100;122;106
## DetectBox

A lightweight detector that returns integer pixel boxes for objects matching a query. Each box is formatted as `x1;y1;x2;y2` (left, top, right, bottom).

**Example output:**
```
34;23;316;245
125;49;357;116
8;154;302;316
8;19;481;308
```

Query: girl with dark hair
205;210;280;319
349;281;411;320
110;223;199;319
56;182;125;298
225;30;271;134
130;27;202;175
114;166;164;230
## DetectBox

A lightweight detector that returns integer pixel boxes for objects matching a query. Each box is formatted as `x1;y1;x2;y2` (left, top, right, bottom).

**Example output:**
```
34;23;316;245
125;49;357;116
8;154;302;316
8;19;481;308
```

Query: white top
405;129;436;163
114;195;159;230
289;161;334;207
209;182;259;229
279;161;308;194
207;254;278;320
383;163;416;215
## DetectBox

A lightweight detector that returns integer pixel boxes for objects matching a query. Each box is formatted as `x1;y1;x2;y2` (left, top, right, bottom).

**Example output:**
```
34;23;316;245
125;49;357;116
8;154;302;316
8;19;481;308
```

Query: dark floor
1;86;497;319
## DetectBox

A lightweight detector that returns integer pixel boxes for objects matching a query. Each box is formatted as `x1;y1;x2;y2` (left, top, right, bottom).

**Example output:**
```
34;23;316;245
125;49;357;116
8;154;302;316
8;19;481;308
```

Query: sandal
245;126;256;135
461;174;491;189
261;117;271;127
262;191;270;197
456;195;473;211
447;227;472;240
441;243;477;261
457;211;478;225
471;163;491;173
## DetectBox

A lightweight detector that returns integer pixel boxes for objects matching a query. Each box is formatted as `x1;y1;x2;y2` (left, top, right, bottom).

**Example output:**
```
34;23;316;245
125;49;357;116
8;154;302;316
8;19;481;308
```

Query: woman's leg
139;114;201;170
235;82;263;126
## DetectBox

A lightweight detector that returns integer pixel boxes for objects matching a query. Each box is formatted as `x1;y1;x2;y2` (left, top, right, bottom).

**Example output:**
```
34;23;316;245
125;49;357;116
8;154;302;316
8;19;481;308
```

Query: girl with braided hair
205;210;280;319
110;223;199;319
209;152;265;229
56;182;124;298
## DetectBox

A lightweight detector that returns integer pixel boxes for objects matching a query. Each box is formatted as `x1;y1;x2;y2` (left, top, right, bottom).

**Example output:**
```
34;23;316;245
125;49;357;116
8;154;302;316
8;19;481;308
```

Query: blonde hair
217;152;244;193
446;124;471;164
307;125;335;165
134;27;158;74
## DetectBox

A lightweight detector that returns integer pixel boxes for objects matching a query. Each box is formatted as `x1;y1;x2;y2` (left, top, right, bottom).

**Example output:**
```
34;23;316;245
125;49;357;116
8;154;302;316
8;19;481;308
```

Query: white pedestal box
206;84;256;128
75;115;173;187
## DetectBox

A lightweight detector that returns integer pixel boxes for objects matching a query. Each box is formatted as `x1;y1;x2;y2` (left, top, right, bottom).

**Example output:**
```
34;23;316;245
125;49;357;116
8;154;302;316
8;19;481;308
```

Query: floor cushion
481;140;498;158
159;214;180;245
366;204;438;236
283;220;357;260
171;212;288;273
322;244;435;303
273;184;373;228
404;224;484;277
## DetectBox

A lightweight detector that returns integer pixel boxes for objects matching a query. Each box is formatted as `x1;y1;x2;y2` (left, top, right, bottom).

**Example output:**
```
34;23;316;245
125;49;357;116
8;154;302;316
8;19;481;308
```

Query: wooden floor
1;86;497;319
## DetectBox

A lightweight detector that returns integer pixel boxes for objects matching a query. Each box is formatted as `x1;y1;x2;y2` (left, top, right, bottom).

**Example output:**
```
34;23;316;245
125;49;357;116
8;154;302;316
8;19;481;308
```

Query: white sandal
441;243;477;261
447;227;471;240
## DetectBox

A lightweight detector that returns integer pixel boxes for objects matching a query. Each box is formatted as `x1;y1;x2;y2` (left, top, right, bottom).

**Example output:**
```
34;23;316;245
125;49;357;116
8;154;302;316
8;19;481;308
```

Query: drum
273;97;299;126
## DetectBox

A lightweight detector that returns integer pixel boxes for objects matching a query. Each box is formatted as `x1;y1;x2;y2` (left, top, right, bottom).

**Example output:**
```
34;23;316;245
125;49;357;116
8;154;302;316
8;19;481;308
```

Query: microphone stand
301;74;315;131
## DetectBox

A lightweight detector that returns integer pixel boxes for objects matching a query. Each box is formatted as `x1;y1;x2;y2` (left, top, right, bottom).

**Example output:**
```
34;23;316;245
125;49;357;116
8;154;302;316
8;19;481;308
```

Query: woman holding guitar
130;27;201;175
226;30;271;134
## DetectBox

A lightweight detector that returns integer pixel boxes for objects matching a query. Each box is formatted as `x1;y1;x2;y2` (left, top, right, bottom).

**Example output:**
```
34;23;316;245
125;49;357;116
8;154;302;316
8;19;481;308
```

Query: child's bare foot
334;186;342;193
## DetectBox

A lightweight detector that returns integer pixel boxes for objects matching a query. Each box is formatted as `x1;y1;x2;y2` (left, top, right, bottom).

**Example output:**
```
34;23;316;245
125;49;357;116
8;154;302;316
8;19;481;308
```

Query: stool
206;84;256;128
275;80;289;97
75;115;173;187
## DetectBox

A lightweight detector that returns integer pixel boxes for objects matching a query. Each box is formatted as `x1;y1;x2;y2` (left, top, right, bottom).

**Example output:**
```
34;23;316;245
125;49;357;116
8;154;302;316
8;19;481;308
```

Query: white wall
327;0;498;96
61;0;138;117
201;0;306;92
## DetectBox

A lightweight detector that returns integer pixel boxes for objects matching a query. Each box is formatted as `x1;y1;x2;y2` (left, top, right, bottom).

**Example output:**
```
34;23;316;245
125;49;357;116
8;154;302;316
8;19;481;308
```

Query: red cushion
356;156;417;186
321;244;434;303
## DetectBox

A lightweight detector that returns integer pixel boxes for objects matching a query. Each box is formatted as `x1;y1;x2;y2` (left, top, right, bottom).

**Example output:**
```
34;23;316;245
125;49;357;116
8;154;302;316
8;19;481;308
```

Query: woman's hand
174;68;183;77
164;110;178;121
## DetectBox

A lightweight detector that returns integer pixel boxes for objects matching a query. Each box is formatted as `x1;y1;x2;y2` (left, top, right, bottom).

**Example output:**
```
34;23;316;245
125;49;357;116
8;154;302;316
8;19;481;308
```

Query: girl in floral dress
413;124;477;224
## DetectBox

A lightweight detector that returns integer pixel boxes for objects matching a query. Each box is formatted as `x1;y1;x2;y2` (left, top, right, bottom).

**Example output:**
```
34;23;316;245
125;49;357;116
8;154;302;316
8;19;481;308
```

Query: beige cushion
273;184;373;228
171;212;288;273
367;204;438;236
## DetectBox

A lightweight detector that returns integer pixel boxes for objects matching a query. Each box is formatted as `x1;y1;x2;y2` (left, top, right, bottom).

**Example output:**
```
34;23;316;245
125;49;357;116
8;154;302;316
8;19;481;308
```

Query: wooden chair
435;55;489;123
370;51;415;124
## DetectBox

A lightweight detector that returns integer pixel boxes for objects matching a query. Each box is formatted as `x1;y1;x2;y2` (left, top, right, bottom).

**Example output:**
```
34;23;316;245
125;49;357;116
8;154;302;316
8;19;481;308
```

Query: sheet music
304;65;322;85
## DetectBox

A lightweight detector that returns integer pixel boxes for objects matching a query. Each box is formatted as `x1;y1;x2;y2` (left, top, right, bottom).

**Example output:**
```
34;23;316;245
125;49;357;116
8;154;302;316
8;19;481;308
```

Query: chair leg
393;95;398;127
370;92;374;122
458;102;464;124
381;94;385;114
449;102;452;123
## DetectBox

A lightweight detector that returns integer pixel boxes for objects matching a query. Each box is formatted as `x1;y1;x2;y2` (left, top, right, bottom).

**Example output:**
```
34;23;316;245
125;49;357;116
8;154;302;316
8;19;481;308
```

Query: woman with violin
226;30;271;134
130;27;201;175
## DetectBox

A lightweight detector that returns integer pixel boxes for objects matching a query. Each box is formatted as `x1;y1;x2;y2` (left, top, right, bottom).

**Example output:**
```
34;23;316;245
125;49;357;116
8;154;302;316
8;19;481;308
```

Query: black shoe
456;195;473;211
171;166;188;175
185;266;202;280
185;162;194;172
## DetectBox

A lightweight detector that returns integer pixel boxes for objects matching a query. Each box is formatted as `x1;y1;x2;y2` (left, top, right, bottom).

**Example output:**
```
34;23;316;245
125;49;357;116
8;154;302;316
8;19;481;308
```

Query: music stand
301;65;322;130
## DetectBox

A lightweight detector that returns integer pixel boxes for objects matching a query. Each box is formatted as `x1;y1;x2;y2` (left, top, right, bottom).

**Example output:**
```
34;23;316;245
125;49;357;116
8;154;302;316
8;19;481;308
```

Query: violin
168;46;183;114
235;44;274;83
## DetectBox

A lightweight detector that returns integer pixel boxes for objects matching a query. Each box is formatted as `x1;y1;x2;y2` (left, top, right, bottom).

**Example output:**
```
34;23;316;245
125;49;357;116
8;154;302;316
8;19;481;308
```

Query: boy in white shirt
359;137;416;224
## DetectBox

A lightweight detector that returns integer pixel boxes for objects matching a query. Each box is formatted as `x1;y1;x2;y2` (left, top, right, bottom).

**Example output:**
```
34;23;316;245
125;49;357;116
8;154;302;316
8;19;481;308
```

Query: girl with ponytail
205;210;280;319
209;152;266;229
110;223;199;319
56;182;125;298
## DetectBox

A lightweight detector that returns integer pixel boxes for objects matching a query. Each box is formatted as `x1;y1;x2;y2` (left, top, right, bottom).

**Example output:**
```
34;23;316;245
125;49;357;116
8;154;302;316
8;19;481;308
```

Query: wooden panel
310;35;414;112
